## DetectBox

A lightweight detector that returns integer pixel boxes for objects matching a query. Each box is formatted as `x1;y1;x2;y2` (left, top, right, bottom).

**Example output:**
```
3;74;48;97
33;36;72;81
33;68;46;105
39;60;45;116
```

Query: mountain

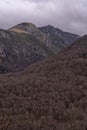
0;28;52;73
0;23;79;73
9;22;46;43
0;35;87;130
39;25;80;52
9;23;80;53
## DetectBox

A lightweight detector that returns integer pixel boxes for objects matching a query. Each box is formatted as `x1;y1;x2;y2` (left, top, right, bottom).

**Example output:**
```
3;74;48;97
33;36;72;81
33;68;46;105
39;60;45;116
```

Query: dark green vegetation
0;35;87;130
0;22;79;73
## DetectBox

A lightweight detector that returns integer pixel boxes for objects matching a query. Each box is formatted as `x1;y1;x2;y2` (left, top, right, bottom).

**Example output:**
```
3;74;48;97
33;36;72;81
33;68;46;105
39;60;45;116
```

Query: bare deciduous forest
0;36;87;130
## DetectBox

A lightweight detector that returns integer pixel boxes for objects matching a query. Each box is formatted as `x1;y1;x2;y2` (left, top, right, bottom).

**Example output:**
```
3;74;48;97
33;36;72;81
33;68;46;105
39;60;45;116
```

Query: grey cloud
0;0;87;35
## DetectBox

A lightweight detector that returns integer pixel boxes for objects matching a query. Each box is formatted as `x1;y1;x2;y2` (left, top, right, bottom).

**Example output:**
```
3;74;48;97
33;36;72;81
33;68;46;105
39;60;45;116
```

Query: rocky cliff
0;22;80;73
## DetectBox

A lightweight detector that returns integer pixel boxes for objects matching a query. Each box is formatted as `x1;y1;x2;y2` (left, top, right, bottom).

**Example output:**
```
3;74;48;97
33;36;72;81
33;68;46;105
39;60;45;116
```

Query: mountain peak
45;25;54;28
17;22;37;28
9;22;38;34
40;25;62;31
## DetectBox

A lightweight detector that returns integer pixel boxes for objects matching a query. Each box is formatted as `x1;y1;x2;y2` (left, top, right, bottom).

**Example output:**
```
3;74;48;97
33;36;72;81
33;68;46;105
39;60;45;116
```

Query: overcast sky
0;0;87;35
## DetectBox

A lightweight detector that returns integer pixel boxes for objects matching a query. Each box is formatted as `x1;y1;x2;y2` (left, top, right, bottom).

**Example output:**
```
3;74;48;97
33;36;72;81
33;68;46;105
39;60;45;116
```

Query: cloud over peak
0;0;87;35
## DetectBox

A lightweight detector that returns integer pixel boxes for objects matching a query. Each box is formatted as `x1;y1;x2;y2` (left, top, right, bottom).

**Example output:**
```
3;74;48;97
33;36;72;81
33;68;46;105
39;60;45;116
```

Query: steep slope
39;25;80;52
0;29;52;73
0;36;87;130
9;23;62;53
9;23;46;43
0;23;79;73
9;23;80;53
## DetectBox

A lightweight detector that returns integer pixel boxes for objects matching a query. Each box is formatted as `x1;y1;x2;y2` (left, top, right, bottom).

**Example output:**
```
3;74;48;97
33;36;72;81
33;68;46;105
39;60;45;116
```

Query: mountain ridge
0;22;80;73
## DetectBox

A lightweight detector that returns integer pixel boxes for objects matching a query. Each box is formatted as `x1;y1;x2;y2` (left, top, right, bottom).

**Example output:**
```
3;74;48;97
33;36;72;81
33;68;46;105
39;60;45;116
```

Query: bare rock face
0;22;80;73
9;23;80;53
9;23;46;43
39;25;80;50
0;28;52;73
0;44;6;58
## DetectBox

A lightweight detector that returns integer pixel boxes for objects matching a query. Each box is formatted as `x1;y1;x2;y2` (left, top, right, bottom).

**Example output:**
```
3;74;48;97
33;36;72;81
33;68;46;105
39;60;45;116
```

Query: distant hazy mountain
0;22;79;73
0;35;87;130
